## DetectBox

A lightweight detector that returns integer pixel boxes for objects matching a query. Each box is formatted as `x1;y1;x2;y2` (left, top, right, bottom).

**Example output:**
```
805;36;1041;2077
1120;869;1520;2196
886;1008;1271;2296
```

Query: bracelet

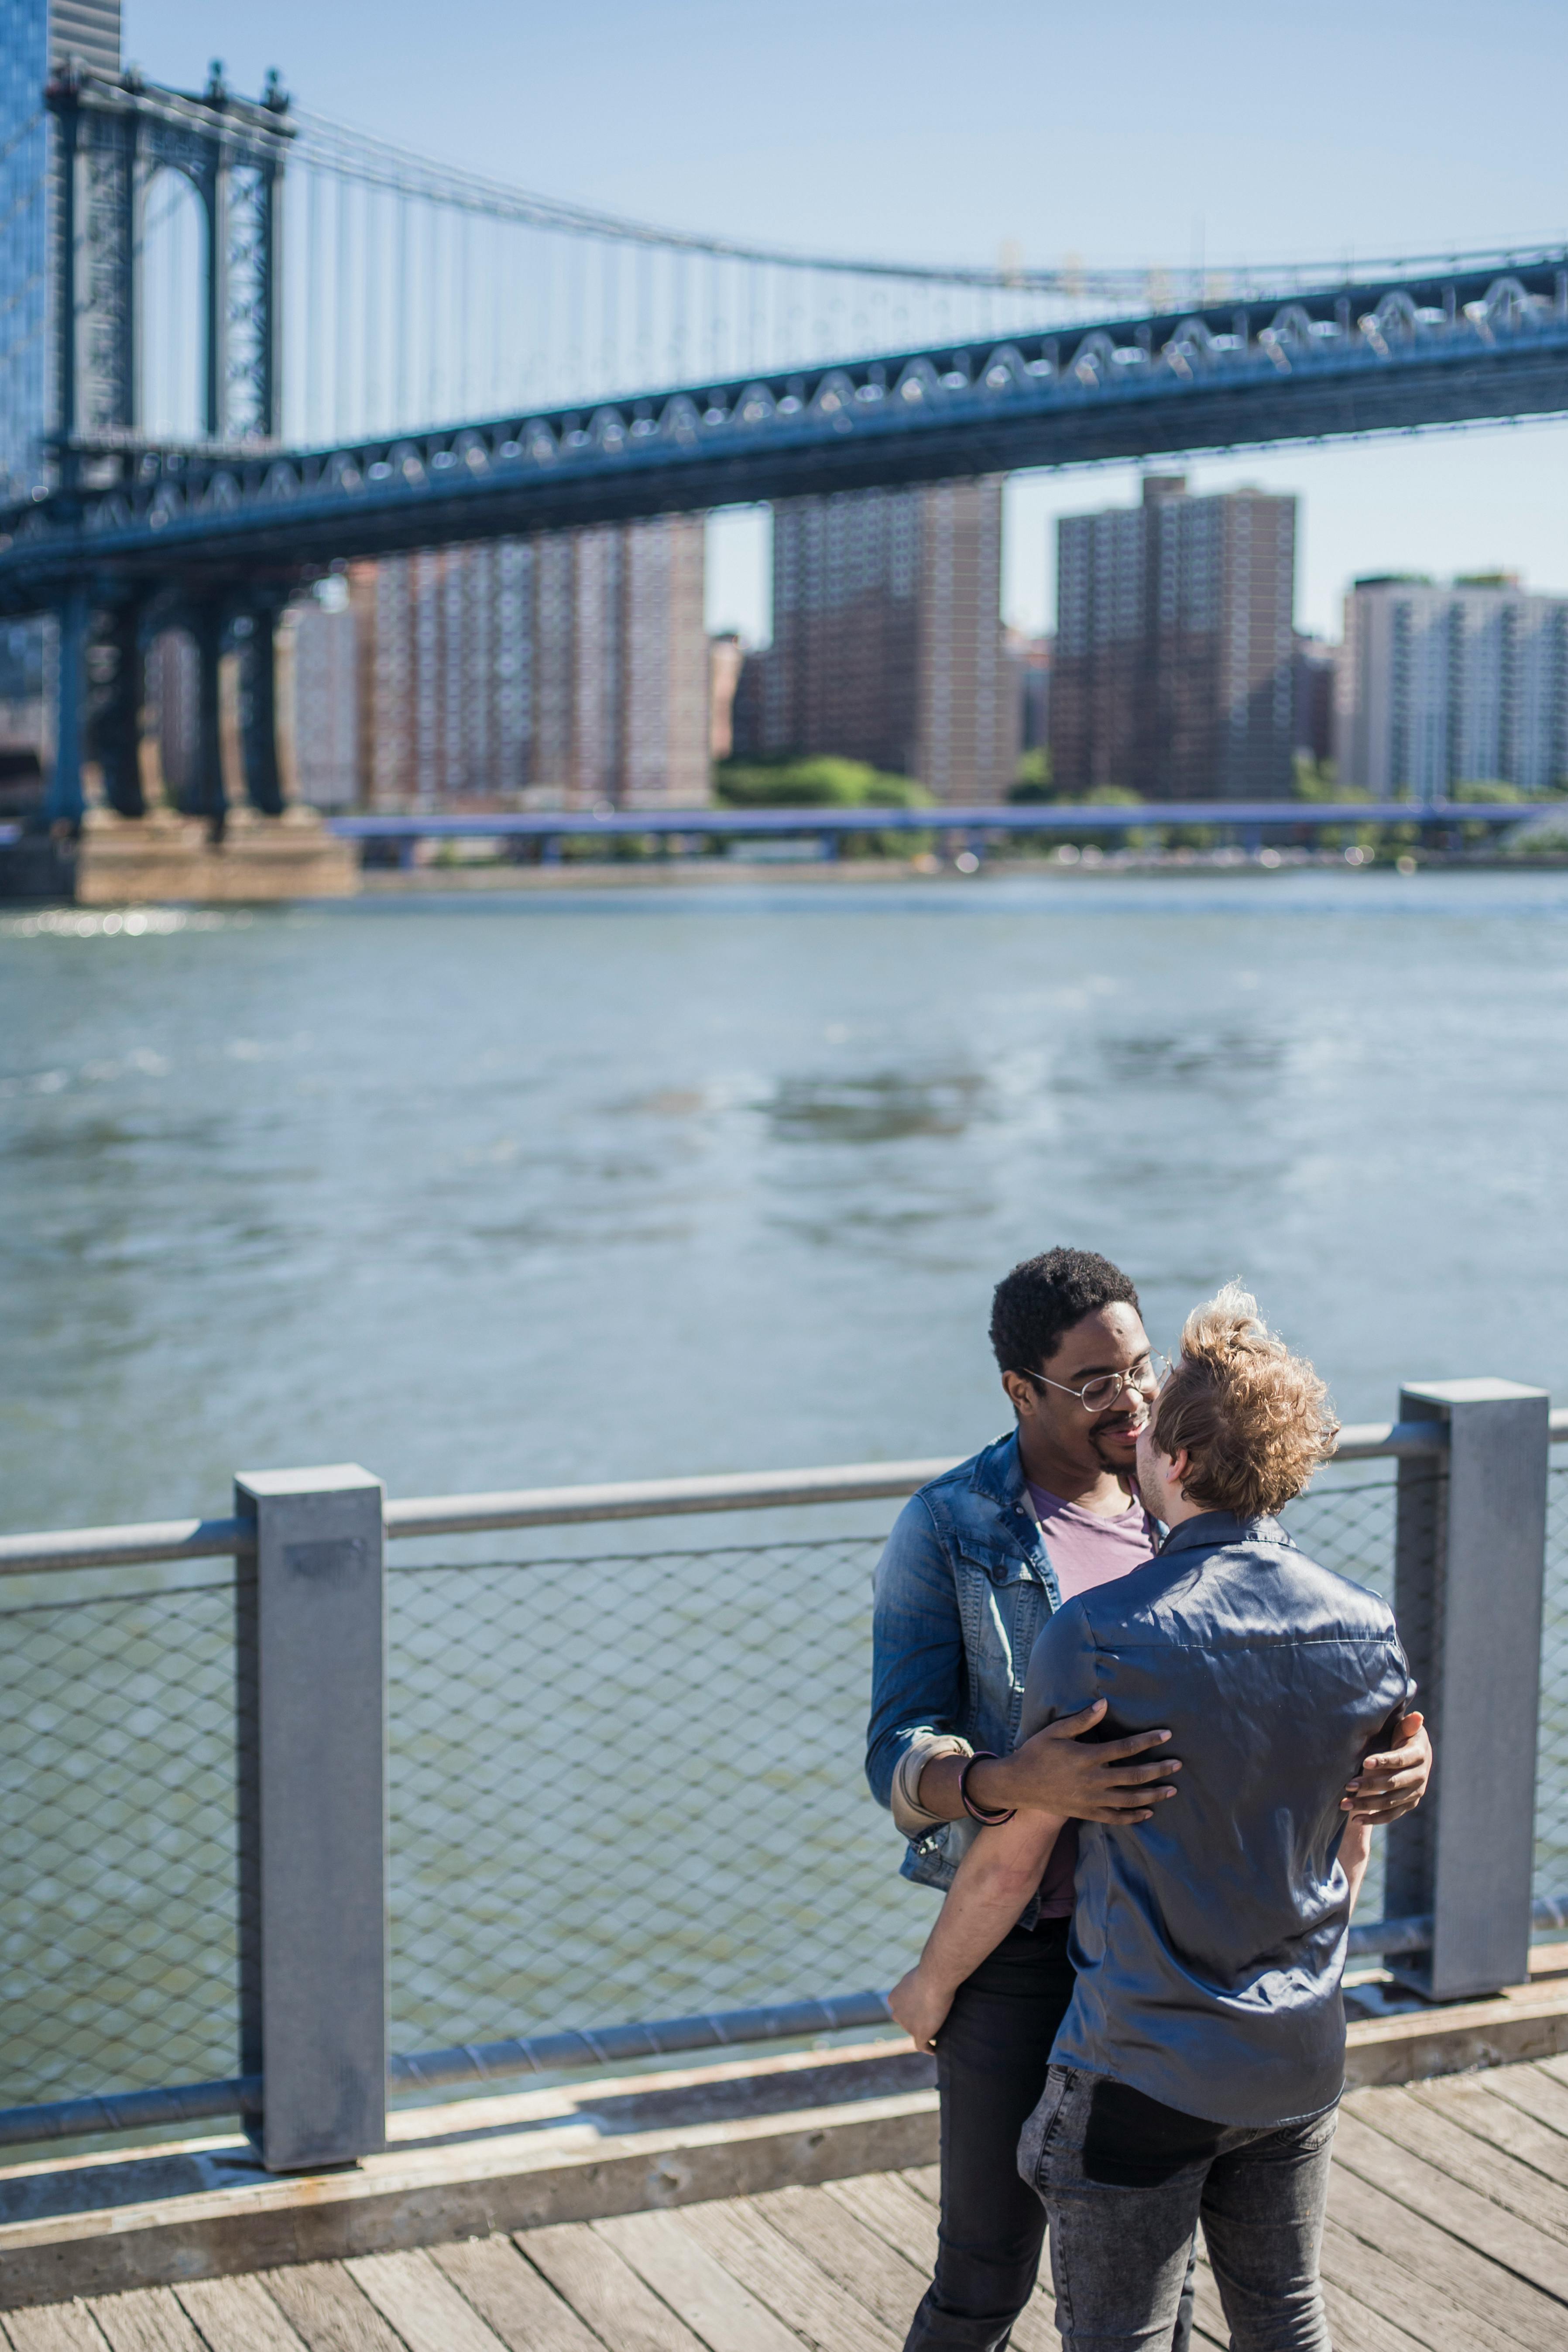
959;1751;1017;1827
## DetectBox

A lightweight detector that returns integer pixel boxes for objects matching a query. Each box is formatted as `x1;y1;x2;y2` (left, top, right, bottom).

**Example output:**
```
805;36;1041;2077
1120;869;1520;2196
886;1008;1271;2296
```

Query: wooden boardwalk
7;2057;1568;2350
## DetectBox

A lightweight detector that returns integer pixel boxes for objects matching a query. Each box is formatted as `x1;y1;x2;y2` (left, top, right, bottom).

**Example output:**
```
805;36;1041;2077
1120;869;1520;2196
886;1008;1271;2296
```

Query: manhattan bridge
6;57;1568;828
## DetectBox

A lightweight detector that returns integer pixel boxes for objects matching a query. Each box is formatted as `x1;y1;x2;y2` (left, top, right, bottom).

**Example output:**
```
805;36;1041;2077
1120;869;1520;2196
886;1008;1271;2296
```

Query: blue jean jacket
865;1428;1064;1917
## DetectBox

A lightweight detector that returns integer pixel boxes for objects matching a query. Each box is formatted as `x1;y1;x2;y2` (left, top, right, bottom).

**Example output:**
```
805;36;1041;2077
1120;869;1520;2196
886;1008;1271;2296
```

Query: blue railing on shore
323;799;1537;846
0;800;1544;863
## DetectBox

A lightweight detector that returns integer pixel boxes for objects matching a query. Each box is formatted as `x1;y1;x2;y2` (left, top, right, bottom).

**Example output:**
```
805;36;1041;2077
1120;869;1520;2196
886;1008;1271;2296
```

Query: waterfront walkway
6;2057;1568;2352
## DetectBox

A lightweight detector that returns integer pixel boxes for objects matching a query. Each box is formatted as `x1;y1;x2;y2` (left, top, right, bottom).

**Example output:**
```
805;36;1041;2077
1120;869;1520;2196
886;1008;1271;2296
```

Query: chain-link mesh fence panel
1282;1468;1407;1927
1536;1463;1568;1904
387;1535;918;2055
0;1575;243;2109
1283;1470;1396;1604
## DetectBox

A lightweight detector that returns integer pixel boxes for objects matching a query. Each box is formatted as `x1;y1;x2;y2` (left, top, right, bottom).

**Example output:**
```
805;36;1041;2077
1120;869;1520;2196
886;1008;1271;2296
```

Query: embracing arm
889;1806;1067;2051
888;1601;1116;2052
866;1497;1178;1835
1339;1813;1375;1916
1342;1711;1429;1823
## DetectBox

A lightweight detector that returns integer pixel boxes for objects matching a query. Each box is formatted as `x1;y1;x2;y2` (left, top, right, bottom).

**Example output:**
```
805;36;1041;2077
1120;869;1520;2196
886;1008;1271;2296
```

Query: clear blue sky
129;0;1568;641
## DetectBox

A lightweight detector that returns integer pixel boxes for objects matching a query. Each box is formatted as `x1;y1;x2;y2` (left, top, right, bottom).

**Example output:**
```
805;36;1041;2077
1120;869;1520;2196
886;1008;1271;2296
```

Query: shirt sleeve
1016;1598;1103;1746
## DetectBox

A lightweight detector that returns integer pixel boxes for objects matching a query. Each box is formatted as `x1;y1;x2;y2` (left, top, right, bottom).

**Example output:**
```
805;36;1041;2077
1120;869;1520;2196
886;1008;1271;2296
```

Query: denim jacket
865;1428;1064;1920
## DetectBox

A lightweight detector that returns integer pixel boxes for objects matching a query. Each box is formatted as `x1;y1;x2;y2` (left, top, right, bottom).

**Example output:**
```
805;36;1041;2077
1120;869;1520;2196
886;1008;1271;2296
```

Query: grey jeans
1019;2065;1337;2352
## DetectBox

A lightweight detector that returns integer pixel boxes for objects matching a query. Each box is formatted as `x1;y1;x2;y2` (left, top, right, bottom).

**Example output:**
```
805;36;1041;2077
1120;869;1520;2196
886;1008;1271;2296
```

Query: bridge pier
93;604;155;820
47;586;90;831
187;607;230;840
68;584;357;904
238;603;288;819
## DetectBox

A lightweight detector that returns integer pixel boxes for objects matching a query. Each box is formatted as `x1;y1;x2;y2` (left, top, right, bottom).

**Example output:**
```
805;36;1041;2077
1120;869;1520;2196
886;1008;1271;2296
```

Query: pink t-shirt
1024;1482;1158;1917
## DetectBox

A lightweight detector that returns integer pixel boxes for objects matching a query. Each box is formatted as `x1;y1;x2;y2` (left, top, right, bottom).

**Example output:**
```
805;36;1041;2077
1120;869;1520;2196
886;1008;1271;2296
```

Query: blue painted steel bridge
7;61;1568;826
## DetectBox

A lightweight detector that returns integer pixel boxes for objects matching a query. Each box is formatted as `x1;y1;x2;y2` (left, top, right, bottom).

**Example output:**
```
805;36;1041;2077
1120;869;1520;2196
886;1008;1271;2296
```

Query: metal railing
0;1390;1564;2164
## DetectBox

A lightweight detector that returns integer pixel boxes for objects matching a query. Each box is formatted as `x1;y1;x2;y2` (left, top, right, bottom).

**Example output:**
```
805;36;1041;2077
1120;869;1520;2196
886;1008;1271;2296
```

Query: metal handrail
0;1416;1481;1576
6;1896;1568;2149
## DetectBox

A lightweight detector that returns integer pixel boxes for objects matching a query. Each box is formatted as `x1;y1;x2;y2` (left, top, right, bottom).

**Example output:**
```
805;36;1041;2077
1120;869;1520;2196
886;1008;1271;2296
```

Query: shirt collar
1157;1508;1289;1556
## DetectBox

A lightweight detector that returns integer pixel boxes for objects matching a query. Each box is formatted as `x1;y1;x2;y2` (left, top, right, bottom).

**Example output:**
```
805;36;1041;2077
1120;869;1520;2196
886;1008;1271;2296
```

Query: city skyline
706;429;1568;654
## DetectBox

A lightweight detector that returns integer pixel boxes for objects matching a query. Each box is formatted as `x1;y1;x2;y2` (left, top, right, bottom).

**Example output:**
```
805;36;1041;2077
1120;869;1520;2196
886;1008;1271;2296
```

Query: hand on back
1004;1698;1181;1824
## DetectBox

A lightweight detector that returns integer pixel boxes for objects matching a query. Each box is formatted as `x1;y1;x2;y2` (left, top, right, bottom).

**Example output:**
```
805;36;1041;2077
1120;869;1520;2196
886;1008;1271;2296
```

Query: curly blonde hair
1153;1282;1339;1519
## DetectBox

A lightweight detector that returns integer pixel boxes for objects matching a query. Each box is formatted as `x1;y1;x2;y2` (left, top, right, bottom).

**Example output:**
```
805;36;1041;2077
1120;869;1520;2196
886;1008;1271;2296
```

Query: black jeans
902;1921;1195;2352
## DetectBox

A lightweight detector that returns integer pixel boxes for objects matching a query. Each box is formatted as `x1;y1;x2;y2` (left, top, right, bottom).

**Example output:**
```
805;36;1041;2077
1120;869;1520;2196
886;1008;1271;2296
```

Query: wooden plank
175;2277;307;2351
429;2239;604;2352
596;2210;802;2352
1325;2150;1568;2352
1335;2103;1568;2298
1318;2279;1431;2352
1407;2074;1568;2190
1484;2063;1568;2144
519;2222;707;2352
2;2309;112;2352
1319;2213;1526;2352
257;2265;408;2352
749;2184;926;2338
86;2291;205;2352
1345;2087;1568;2255
898;2167;939;2206
676;2198;898;2352
344;2253;508;2352
821;2175;937;2271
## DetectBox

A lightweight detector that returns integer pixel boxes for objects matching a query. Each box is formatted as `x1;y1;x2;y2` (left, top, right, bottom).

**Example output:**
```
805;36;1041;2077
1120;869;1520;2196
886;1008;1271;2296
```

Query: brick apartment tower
344;515;708;809
754;480;1016;800
1;0;122;743
1051;476;1297;800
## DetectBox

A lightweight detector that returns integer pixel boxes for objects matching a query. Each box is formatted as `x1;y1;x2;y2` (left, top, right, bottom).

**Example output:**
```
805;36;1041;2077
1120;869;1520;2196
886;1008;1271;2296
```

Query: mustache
1089;1415;1146;1461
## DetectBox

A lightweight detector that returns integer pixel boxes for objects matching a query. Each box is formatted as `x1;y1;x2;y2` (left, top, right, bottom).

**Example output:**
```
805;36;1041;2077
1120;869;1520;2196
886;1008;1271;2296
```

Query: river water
7;868;1568;1526
3;869;1567;2103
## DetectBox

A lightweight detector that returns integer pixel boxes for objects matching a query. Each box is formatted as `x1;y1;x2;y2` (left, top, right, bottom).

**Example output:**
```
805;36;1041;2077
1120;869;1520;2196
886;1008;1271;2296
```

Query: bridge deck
6;2057;1568;2351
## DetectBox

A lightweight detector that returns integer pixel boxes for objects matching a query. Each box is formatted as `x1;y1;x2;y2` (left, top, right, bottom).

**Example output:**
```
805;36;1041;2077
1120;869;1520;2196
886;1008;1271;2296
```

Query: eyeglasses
1021;1354;1161;1414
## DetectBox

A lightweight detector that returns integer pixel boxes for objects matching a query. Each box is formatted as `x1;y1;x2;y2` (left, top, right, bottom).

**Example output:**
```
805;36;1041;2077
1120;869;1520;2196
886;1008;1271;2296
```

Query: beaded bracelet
959;1750;1017;1827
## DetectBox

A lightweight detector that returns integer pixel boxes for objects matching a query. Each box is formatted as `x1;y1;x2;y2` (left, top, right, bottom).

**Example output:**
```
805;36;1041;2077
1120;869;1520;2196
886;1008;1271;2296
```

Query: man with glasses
865;1248;1431;2352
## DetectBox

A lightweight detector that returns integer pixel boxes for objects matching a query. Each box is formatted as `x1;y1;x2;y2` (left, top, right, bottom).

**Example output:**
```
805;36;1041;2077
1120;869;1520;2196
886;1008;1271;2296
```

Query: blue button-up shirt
1018;1510;1413;2127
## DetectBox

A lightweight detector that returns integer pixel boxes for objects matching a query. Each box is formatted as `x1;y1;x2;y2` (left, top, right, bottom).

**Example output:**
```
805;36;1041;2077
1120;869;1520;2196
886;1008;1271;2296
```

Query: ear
1167;1446;1192;1493
1001;1370;1038;1420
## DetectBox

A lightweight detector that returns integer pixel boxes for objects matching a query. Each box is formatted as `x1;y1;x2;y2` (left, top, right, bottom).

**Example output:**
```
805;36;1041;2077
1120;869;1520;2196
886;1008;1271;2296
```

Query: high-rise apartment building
0;0;120;722
1006;629;1053;755
284;586;359;808
1336;574;1568;797
748;481;1016;800
1051;476;1297;800
1292;633;1336;765
340;515;708;810
0;0;121;502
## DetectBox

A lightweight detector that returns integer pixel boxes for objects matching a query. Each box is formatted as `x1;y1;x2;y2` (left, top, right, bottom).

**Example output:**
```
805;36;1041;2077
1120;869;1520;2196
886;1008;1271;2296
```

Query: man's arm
866;1496;1179;1836
888;1603;1109;2052
1339;1813;1375;1915
917;1709;1180;1827
1342;1712;1429;1823
889;1807;1067;2051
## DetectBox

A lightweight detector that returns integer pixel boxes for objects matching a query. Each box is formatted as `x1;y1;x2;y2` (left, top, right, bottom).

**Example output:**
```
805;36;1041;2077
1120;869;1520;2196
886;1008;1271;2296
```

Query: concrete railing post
235;1465;388;2171
1385;1379;1550;1999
